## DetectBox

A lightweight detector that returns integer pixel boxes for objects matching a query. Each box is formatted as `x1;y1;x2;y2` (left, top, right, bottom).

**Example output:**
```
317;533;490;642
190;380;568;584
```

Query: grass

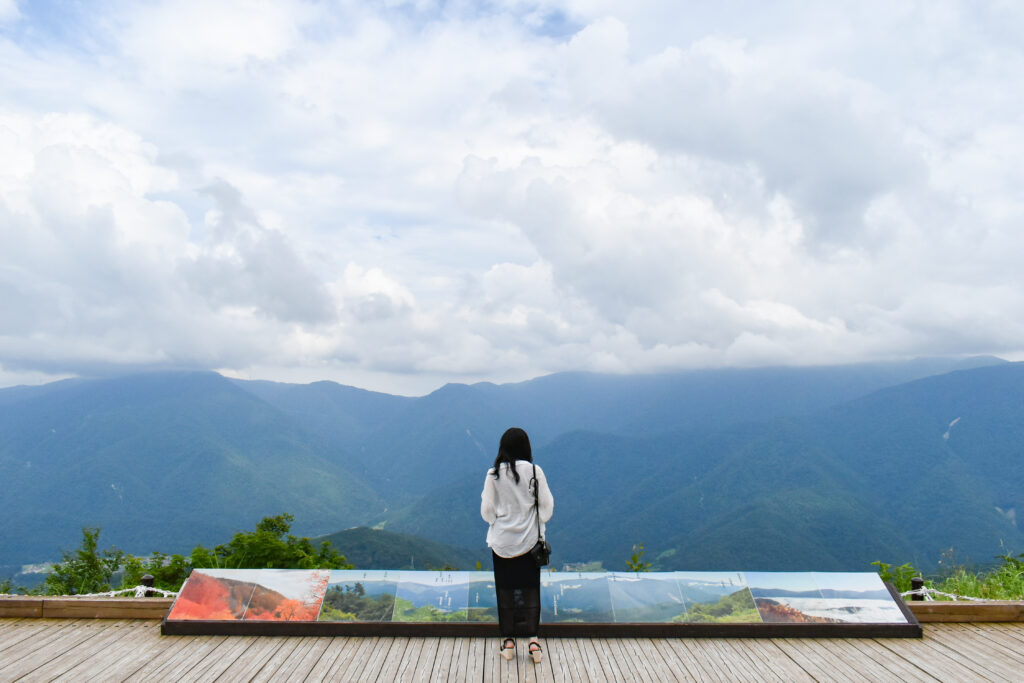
874;551;1024;600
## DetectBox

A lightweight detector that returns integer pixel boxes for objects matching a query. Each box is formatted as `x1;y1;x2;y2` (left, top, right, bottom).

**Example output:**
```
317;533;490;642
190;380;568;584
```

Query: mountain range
1;355;1020;574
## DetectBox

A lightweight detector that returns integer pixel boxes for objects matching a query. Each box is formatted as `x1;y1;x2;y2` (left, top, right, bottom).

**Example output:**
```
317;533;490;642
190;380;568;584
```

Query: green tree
44;527;124;595
191;513;353;570
121;552;191;592
626;543;653;572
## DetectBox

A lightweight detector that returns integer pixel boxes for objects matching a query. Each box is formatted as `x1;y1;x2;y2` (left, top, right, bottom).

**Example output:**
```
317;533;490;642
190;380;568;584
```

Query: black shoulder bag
529;463;551;567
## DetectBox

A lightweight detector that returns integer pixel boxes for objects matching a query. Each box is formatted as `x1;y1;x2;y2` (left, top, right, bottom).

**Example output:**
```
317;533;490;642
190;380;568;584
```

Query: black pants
492;550;540;637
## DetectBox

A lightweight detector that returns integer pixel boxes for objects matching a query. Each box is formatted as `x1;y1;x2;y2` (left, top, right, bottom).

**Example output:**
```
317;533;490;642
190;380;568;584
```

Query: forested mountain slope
0;357;1016;571
391;363;1024;571
0;372;385;563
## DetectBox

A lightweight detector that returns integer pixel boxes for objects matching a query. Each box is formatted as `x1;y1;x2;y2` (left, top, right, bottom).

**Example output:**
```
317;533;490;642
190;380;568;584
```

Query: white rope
74;585;179;598
901;586;986;601
0;585;179;598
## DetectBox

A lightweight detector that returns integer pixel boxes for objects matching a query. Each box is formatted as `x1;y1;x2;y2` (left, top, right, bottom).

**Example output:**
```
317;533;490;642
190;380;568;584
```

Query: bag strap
531;463;543;542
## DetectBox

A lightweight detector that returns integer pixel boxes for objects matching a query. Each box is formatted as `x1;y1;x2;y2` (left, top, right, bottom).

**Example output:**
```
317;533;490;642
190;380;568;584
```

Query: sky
1;1;1022;396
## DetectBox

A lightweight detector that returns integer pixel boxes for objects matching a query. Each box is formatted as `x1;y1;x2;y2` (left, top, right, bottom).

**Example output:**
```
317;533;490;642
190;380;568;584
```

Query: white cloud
1;1;1024;393
0;0;18;24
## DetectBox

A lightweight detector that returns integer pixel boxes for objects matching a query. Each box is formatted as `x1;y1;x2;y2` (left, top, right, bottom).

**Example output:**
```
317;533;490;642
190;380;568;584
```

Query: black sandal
500;638;515;661
528;641;543;663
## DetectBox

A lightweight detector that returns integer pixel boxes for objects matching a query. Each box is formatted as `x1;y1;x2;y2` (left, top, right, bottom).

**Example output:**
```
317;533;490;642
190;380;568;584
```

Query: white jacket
481;460;554;558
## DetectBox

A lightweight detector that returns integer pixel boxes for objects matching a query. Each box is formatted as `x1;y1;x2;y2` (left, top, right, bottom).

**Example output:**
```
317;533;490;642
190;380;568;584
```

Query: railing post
910;576;925;601
141;574;155;598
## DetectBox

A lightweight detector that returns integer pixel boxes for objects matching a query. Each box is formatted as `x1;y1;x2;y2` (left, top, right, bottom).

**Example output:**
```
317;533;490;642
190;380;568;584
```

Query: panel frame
162;581;920;638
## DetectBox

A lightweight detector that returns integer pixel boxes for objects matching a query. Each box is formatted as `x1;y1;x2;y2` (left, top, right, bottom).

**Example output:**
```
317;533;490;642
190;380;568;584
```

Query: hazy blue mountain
0;356;1017;572
387;362;1024;572
0;372;385;563
232;356;1005;503
316;527;482;571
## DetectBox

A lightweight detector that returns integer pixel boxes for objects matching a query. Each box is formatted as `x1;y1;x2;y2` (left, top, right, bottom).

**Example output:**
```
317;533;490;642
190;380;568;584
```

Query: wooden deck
2;618;1024;681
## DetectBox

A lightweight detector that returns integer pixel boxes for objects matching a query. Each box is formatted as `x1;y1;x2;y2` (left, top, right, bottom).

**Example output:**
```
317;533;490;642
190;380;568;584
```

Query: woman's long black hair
491;427;532;483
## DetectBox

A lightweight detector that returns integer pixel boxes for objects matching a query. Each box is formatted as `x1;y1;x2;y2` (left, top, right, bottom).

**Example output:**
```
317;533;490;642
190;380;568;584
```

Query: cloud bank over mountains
1;0;1022;394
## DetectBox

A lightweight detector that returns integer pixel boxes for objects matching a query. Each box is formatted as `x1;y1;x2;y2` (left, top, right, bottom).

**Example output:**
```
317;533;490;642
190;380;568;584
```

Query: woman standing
480;427;554;663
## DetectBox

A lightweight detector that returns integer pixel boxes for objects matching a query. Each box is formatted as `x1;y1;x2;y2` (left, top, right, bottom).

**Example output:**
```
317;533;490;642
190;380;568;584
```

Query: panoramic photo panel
674;572;761;623
167;569;258;621
744;572;837;624
167;568;329;622
392;571;471;622
240;569;330;621
541;572;614;623
466;571;498;622
318;570;400;622
607;572;687;623
811;572;908;624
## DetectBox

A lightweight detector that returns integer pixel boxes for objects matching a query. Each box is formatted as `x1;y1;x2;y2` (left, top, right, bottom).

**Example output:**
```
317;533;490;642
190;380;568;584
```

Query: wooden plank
42;597;172;619
716;638;786;682
412;636;443;683
522;640;545;683
771;637;869;683
915;630;1012;681
586;638;626;682
260;634;328;682
0;617;60;652
362;635;398;681
14;620;1024;683
121;633;207;680
987;622;1024;646
562;637;596;683
391;636;426;683
544;638;579;683
0;598;43;618
838;636;937;682
243;635;303;682
213;635;286;682
611;637;659;683
32;618;147;679
649;638;701;683
703;638;768;681
466;636;487;683
77;619;177;681
573;636;611;682
42;619;161;680
635;638;683;683
128;634;228;681
11;618;133;680
924;623;1024;680
489;637;518;683
0;618;111;679
376;636;409;682
319;636;380;680
281;635;333;682
909;601;1024;622
947;623;1024;663
813;636;909;683
0;619;93;672
875;633;994;682
447;635;469;683
429;636;457;681
612;637;653;682
301;636;354;681
680;638;742;682
480;637;497;683
58;619;165;681
752;639;811;683
187;634;260;682
659;637;717;682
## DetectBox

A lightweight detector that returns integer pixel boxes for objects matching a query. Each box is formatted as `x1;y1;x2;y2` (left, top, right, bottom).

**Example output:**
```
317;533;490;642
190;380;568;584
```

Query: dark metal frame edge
160;582;921;638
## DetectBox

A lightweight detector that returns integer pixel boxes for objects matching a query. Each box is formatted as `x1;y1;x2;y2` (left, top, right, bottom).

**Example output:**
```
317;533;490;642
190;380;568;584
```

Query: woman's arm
480;472;498;524
535;465;554;523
